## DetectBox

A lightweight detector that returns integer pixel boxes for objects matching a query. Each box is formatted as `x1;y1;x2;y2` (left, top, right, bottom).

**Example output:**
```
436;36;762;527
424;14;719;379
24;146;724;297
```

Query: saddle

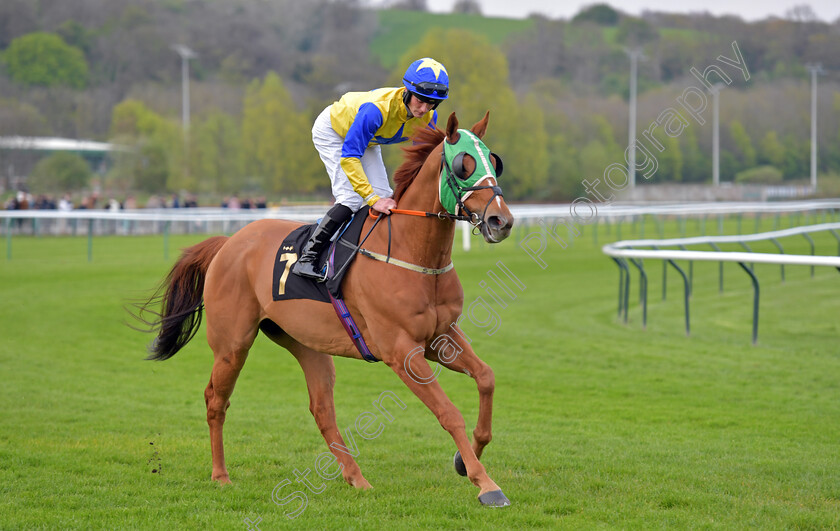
272;207;379;362
272;206;371;303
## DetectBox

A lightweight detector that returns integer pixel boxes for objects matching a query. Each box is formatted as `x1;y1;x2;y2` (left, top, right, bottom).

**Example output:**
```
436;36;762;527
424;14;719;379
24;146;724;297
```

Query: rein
367;206;471;222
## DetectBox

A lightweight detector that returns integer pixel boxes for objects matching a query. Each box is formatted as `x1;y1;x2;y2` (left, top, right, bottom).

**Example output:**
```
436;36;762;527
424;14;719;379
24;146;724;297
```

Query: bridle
368;131;504;233
439;144;504;232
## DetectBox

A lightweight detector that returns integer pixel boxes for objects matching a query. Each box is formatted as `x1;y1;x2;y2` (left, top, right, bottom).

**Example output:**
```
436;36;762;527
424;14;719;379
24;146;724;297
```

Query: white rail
1;199;839;224
601;222;840;344
2;200;839;248
602;223;840;268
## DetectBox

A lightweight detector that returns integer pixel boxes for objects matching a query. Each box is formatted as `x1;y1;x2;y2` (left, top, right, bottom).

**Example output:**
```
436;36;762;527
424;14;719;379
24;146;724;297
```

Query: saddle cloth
272;206;370;303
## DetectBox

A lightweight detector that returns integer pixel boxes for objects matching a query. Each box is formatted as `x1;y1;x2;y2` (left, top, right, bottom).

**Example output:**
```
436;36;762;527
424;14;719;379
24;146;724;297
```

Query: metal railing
3;199;840;264
602;223;840;344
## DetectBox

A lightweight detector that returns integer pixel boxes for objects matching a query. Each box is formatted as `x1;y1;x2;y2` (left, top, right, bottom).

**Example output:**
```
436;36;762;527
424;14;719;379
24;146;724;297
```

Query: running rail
3;200;840;260
2;199;840;224
602;223;840;344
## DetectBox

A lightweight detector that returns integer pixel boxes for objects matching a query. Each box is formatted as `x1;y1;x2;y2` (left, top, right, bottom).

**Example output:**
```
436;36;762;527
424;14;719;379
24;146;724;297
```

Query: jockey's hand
372;197;397;215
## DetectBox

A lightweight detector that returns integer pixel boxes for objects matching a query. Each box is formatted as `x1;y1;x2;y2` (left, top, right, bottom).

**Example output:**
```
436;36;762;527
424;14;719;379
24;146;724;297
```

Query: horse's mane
393;125;446;203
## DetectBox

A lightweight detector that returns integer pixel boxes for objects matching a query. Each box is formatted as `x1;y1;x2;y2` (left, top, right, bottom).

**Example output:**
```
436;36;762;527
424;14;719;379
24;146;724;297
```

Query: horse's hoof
453;450;467;477
478;489;511;507
211;469;232;484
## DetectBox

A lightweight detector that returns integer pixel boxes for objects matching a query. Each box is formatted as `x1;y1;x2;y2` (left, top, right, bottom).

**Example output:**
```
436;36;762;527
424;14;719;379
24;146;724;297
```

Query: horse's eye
490;152;503;178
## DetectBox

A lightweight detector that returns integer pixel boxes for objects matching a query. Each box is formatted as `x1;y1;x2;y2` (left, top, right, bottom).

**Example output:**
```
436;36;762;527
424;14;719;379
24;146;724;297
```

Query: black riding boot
292;204;353;281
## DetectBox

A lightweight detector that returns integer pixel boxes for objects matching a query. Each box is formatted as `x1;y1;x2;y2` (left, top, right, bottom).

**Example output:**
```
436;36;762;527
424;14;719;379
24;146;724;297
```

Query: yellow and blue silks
330;87;437;206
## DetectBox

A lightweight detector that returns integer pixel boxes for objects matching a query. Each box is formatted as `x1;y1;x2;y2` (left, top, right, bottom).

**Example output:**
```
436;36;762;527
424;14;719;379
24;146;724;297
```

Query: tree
719;150;739;182
3;32;88;88
616;17;659;47
133;140;169;193
28;152;92;193
735;165;783;184
0;0;37;49
505;20;566;88
391;0;428;11
729;120;757;169
785;4;818;22
56;20;93;56
108;99;182;192
241;72;320;195
578;139;614;190
111;99;166;138
781;133;807;179
0;98;48;136
680;125;709;183
191;110;243;195
657;135;684;182
572;4;620;26
503;94;549;198
758;130;785;169
530;81;583;199
546;132;582;200
453;0;482;15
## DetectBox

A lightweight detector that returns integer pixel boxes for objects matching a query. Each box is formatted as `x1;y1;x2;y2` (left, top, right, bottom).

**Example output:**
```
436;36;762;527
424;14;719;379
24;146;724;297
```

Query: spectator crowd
3;192;269;211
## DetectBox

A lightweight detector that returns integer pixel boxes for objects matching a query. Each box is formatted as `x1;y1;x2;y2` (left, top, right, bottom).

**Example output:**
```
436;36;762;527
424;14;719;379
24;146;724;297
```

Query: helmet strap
402;88;411;109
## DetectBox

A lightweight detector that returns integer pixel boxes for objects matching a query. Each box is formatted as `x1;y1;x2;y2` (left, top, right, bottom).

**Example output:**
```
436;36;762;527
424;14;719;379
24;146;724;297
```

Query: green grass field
1;214;839;529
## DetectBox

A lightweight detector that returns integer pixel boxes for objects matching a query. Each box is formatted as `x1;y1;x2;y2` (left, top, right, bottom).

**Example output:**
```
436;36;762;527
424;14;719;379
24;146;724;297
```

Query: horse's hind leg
204;304;261;483
267;330;371;489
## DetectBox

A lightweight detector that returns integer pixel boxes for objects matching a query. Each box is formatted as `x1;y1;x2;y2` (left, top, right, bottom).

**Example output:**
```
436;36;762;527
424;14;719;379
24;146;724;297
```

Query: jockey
293;57;450;280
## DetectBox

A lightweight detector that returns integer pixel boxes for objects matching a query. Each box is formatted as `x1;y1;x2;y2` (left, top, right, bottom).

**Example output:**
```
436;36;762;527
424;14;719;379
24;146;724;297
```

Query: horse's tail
137;236;229;361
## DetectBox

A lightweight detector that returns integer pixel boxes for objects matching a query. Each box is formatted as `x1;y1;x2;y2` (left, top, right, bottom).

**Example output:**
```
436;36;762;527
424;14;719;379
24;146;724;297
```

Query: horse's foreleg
289;343;372;490
428;341;495;460
388;348;507;504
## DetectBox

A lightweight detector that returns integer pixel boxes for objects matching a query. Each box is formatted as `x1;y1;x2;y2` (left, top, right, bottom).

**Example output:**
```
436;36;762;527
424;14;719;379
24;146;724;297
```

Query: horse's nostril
488;215;504;228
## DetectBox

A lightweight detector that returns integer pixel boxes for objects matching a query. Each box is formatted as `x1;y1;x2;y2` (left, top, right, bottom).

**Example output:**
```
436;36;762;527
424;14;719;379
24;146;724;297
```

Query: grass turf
1;215;839;529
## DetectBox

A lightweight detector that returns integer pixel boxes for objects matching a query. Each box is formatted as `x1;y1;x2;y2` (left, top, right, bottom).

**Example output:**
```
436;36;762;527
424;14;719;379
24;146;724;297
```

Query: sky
424;0;840;23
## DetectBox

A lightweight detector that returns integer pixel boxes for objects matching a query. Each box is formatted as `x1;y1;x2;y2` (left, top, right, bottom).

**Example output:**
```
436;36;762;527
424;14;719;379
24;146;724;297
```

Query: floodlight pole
806;63;823;192
625;48;644;189
172;45;197;134
710;83;724;187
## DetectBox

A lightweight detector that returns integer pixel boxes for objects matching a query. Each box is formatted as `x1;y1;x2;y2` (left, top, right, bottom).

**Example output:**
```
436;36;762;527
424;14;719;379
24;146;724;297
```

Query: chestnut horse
139;112;514;506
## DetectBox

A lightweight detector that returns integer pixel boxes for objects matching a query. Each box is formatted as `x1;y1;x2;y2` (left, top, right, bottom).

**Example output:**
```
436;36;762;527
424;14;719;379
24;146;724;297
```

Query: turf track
1;215;838;529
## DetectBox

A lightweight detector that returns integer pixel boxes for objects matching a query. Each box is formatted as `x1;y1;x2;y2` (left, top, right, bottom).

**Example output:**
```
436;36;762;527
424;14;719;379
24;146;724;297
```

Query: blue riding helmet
403;58;449;103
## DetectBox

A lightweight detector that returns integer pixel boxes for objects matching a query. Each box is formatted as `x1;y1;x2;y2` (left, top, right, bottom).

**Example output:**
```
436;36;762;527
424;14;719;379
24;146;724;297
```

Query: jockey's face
407;94;434;118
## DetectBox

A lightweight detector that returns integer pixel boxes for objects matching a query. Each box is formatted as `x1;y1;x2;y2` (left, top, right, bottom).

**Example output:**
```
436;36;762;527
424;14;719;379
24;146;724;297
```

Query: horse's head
441;112;514;243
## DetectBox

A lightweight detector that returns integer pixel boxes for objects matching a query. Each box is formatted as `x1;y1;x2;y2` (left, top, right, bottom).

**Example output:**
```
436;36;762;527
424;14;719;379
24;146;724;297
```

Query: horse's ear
446;112;460;144
471;111;490;139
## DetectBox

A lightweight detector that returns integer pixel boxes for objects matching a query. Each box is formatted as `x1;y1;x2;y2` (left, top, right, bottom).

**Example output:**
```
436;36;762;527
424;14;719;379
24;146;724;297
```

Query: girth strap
328;293;379;363
327;245;379;362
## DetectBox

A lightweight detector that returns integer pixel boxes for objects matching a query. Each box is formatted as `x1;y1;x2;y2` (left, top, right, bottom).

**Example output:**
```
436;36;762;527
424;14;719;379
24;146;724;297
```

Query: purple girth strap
327;245;379;363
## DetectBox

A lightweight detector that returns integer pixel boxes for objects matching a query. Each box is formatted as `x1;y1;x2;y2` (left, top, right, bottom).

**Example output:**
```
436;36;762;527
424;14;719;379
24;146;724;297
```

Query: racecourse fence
602;222;840;344
3;199;840;260
3;199;839;235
